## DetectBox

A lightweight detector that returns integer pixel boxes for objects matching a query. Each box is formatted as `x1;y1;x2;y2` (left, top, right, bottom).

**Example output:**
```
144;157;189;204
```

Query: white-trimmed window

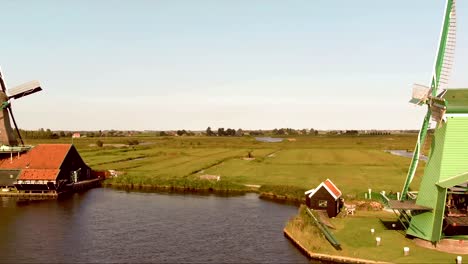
318;200;328;207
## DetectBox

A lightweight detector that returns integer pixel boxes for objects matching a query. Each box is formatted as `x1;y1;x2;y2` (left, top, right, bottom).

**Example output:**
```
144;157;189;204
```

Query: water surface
0;189;307;263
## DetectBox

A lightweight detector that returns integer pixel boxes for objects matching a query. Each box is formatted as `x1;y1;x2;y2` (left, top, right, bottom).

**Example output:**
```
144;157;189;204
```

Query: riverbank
104;181;249;196
104;180;308;205
284;205;462;263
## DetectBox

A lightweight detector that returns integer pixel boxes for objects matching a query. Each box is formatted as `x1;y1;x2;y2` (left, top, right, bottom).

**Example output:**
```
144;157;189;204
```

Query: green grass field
285;206;461;263
26;133;428;197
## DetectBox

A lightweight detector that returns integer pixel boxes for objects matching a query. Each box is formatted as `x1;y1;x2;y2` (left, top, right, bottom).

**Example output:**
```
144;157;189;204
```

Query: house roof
305;179;342;200
18;169;60;181
0;144;72;170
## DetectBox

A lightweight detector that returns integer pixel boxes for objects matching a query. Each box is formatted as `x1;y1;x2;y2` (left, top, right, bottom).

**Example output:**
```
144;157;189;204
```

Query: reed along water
0;188;307;263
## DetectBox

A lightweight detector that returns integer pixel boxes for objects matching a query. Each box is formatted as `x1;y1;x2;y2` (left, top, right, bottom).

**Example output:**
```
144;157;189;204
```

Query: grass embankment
25;134;429;198
285;206;461;263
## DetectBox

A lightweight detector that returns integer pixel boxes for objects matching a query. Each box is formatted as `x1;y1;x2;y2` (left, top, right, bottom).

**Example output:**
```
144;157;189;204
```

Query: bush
96;140;104;147
127;139;139;146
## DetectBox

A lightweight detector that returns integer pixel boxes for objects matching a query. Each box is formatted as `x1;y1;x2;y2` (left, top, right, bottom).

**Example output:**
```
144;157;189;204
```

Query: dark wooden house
0;144;93;193
0;170;19;189
305;179;343;217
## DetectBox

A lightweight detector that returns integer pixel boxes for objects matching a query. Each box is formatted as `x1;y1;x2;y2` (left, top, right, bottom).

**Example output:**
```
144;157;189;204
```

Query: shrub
96;140;104;147
127;139;139;146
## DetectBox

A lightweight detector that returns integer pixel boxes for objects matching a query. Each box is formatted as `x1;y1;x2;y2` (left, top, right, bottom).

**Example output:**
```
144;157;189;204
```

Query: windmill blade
7;80;42;100
410;84;431;105
7;105;24;146
401;0;456;200
432;0;457;94
0;68;6;93
401;107;432;200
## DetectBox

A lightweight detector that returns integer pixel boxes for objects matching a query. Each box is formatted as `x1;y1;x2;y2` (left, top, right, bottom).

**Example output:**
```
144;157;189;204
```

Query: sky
2;0;468;131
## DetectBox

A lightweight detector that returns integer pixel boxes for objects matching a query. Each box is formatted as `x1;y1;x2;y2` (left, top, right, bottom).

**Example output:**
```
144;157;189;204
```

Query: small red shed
305;179;343;217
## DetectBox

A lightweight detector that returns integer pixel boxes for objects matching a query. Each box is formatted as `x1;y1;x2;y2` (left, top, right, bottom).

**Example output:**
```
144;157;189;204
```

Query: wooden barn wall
309;186;338;217
57;146;91;182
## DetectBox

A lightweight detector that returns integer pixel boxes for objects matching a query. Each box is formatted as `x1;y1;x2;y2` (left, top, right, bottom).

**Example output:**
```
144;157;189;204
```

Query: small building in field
0;144;93;193
72;133;81;138
305;179;343;217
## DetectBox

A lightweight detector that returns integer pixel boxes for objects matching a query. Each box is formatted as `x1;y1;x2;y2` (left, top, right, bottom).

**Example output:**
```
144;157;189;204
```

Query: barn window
318;200;328;207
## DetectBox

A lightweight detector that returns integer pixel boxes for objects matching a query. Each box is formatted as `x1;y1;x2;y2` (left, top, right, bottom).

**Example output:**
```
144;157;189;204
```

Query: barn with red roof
305;179;343;217
0;144;93;193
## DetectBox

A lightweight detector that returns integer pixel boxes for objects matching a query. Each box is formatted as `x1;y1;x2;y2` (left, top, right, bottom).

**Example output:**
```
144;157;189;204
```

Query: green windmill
392;0;467;242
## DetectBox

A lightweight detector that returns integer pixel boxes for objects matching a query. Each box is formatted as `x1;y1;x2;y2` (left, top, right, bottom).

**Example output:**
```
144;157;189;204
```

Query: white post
365;193;368;199
397;192;400;200
371;228;375;235
368;189;372;199
376;237;381;246
404;247;410;256
457;256;462;264
382;190;386;196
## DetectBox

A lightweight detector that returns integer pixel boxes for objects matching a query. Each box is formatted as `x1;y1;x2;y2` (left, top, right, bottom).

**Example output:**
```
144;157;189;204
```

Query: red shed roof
323;179;342;199
18;169;60;181
305;179;342;200
0;144;72;170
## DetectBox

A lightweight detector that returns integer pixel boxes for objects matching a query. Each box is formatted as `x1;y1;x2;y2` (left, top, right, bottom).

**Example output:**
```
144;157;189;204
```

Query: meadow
285;205;459;263
26;133;428;199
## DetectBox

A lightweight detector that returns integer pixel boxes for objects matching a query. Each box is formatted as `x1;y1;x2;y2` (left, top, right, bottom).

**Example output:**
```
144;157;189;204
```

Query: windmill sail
400;0;456;200
436;0;456;91
7;80;42;100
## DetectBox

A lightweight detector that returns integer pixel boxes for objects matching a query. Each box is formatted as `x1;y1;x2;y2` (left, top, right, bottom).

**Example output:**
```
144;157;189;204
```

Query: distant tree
217;128;225;136
206;127;214;136
250;130;264;136
236;129;244;137
301;129;308;135
310;128;318;136
59;131;66;137
159;131;168;136
225;128;235;136
345;130;359;135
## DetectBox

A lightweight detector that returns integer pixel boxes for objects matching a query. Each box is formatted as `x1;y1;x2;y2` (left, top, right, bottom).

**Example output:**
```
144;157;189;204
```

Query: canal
0;188;307;263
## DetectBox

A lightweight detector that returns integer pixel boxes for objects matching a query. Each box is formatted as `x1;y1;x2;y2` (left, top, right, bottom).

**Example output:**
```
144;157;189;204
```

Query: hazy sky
2;0;468;131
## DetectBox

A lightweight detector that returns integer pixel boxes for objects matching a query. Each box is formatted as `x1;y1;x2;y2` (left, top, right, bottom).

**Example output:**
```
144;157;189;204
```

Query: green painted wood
408;116;468;241
437;172;468;188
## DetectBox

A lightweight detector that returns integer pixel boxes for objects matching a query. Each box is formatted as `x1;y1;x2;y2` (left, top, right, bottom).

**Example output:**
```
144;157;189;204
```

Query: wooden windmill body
397;0;467;242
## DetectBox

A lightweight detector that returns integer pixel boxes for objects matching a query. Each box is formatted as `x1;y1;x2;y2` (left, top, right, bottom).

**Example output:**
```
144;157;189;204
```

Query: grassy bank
25;134;428;198
105;176;249;194
285;205;460;263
